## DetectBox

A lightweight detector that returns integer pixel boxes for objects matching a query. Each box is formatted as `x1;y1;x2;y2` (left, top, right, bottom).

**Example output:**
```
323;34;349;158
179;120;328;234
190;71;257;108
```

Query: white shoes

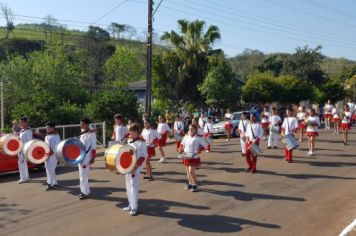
123;206;132;211
306;151;313;156
18;178;30;184
206;150;210;153
158;158;166;163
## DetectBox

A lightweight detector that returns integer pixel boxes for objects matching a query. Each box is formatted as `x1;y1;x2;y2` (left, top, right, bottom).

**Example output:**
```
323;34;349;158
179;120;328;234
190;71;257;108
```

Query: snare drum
249;143;262;155
0;134;24;156
56;138;86;165
104;144;137;174
23;140;50;164
270;125;280;134
281;134;299;151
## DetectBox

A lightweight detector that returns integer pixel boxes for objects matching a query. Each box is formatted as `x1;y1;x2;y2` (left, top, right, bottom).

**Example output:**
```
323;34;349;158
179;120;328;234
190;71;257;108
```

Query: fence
35;122;106;148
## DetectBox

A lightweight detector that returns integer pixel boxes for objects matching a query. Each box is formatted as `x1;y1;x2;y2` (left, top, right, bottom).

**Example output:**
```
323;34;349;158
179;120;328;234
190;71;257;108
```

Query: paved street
1;130;356;236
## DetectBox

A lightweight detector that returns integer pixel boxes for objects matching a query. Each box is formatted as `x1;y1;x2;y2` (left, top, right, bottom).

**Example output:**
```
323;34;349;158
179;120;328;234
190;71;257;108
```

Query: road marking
340;218;356;236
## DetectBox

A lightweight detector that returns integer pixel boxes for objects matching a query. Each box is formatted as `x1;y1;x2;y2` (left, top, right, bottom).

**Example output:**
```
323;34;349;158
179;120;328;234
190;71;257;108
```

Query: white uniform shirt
197;128;204;136
238;119;249;137
141;128;160;147
324;104;333;115
80;131;96;165
129;138;147;159
306;116;320;132
181;134;206;158
203;122;213;134
198;117;206;129
114;125;129;142
332;108;339;119
282;117;298;135
225;113;233;124
20;128;32;145
245;122;263;142
157;123;171;135
45;133;61;158
269;115;281;127
347;102;355;113
261;112;270;123
297;112;305;121
342;111;352;124
173;121;184;134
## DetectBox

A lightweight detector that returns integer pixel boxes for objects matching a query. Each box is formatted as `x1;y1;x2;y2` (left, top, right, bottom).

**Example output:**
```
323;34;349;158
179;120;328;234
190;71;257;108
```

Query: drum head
117;145;137;174
0;134;23;156
23;140;50;164
56;138;86;165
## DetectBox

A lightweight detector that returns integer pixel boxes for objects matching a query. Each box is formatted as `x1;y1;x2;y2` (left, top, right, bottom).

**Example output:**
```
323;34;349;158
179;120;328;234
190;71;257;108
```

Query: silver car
211;111;248;138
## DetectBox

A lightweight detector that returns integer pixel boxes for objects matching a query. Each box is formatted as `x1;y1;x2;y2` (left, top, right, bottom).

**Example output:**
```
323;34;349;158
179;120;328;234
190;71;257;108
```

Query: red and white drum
104;144;137;174
0;134;23;156
56;138;86;165
23;140;50;164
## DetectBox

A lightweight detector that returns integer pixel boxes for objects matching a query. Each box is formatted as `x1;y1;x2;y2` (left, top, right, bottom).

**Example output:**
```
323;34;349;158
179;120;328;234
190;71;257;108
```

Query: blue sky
1;0;356;59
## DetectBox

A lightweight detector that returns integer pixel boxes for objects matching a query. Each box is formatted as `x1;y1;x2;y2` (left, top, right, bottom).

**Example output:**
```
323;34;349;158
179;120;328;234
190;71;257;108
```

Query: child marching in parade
238;112;249;157
224;108;233;142
341;105;352;145
178;124;207;192
267;107;281;149
297;106;306;142
157;115;171;163
141;119;159;180
261;106;270;140
281;108;298;163
173;115;185;152
78;118;96;200
245;113;263;174
111;114;129;144
18;116;32;184
324;100;333;130
305;109;320;156
44;122;61;191
203;116;213;153
123;123;147;216
331;106;340;134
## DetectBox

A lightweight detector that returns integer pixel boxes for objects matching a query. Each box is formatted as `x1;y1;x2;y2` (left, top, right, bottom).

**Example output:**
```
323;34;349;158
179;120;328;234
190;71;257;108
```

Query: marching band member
127;119;134;131
123;123;147;216
157;115;171;163
261;106;270;140
245;113;263;174
267;107;281;149
347;99;356;126
224;108;233;142
331;106;340;134
341;105;352;145
111;114;129;144
281;108;298;163
238;112;249;157
178;124;206;192
12;120;20;136
203;117;213;153
192;118;204;137
173;115;185;152
198;113;207;129
78;118;96;200
305;109;320;156
297;106;306;142
44;122;61;191
324;100;333;130
141;119;159;180
18;116;32;184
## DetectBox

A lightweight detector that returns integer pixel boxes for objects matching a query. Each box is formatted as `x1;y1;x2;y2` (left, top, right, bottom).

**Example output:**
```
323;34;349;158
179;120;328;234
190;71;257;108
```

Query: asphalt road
1;130;356;236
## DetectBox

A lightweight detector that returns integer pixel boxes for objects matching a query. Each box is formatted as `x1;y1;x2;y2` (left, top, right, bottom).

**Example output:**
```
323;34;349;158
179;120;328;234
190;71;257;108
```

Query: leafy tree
0;2;15;39
345;75;356;101
108;22;126;39
86;25;111;41
229;49;266;80
0;38;44;61
276;75;314;103
257;54;287;76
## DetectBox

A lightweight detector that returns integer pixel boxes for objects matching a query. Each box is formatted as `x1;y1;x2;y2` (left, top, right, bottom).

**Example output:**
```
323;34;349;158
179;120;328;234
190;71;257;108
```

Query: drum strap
250;123;256;139
287;118;290;133
242;120;246;132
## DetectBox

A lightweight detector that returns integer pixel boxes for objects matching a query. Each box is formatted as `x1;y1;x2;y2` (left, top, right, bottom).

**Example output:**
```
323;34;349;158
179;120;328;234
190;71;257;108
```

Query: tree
86;25;110;41
160;19;221;104
108;22;126;39
41;15;59;42
276;75;314;103
257;54;287;76
0;2;15;39
104;46;144;85
345;75;356;101
229;49;266;80
199;54;240;108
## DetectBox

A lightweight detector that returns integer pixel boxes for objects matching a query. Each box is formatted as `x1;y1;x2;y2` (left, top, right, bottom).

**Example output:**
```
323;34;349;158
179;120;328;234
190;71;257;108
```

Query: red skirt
182;157;201;167
298;122;306;130
323;114;332;119
341;123;351;130
261;122;269;128
147;147;156;159
224;123;233;130
306;132;319;137
158;134;168;147
332;118;340;122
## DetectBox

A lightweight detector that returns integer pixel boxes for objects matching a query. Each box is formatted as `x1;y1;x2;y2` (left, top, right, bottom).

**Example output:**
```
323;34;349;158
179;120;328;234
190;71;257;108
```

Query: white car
211;111;249;138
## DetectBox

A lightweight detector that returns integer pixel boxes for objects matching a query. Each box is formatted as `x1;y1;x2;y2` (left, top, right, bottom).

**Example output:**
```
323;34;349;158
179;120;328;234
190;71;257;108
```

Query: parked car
0;152;38;174
211;111;249;138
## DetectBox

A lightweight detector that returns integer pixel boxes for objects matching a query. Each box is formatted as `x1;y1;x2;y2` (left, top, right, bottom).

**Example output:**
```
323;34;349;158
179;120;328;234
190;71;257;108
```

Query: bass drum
105;144;136;174
0;134;23;156
56;138;86;165
23;140;50;164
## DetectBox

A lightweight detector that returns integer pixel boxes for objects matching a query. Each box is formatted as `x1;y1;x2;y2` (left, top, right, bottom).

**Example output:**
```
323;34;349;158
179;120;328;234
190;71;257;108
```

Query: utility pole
1;76;4;131
145;0;153;115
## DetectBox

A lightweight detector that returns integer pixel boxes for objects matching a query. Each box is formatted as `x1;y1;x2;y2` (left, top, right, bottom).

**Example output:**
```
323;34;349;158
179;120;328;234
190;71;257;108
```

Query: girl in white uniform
331;107;340;134
141;119;160;180
224;109;233;141
157;116;171;163
111;114;129;144
203;117;213;153
305;109;320;156
341;105;352;145
173;115;185;152
178;124;207;192
281;108;298;163
268;107;281;149
297;106;306;142
245;113;263;174
324;100;333;130
18;116;32;184
123;123;147;216
261;106;270;140
238;112;249;156
44;122;61;191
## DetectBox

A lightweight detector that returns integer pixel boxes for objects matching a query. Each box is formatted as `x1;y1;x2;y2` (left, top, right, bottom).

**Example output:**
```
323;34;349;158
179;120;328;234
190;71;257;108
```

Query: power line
153;0;163;16
91;0;130;24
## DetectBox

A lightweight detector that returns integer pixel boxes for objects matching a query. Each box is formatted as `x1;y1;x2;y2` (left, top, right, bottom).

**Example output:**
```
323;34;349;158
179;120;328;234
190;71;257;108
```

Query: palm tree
161;19;221;104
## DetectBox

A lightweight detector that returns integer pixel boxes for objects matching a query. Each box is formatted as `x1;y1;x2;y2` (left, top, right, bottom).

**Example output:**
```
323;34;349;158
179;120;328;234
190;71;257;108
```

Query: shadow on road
0;197;31;229
256;170;356;180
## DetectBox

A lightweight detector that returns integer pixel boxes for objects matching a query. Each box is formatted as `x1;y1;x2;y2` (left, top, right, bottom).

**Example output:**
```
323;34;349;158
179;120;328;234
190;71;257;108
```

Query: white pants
240;138;246;154
78;156;91;195
125;166;142;210
18;153;29;180
268;132;279;147
45;156;58;186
